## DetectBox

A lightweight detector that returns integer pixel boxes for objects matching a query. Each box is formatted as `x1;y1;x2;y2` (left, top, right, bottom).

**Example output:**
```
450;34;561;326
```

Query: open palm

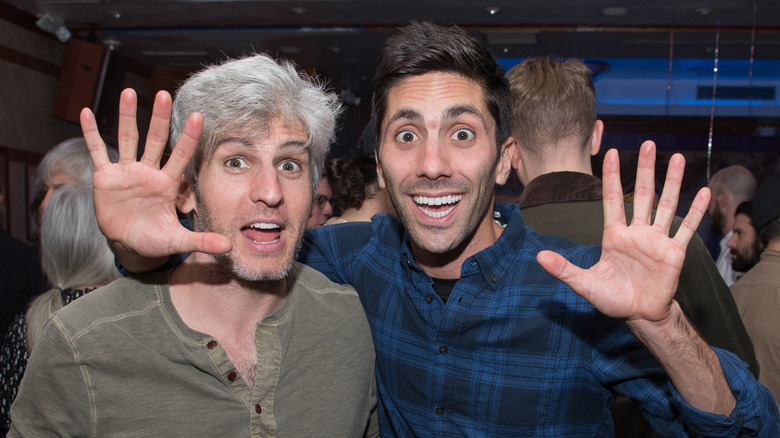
80;89;230;269
538;141;711;324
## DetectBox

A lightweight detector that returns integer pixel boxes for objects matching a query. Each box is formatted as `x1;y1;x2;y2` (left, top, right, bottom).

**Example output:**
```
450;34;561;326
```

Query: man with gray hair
707;165;758;286
8;54;378;437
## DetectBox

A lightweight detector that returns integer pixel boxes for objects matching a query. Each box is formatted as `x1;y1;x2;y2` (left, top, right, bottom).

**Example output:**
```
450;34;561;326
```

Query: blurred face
376;72;512;264
306;177;333;228
726;213;762;272
39;172;78;215
184;118;312;282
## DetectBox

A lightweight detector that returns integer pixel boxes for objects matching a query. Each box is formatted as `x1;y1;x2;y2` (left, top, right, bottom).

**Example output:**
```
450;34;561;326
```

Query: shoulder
51;271;168;334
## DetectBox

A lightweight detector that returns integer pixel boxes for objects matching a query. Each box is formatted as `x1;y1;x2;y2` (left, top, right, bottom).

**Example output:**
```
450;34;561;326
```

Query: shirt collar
516;171;603;208
395;203;528;290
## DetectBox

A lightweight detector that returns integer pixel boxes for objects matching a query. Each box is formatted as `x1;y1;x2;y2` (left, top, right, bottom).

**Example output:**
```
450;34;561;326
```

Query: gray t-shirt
9;262;378;437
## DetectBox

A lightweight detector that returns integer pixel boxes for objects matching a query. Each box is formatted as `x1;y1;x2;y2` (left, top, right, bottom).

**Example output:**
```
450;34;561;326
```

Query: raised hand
80;88;231;272
537;141;710;324
538;141;737;415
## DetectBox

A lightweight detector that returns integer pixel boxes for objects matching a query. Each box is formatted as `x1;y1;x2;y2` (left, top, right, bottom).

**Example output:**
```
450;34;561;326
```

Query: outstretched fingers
116;89;141;161
601;148;628;232
140;91;173;167
652;153;686;235
161;112;203;182
80;108;111;169
673;186;711;248
630;141;658;226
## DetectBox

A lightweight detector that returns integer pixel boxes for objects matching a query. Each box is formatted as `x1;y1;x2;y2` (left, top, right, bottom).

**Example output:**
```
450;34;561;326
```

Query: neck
520;148;592;186
765;240;780;252
169;256;288;335
413;210;505;279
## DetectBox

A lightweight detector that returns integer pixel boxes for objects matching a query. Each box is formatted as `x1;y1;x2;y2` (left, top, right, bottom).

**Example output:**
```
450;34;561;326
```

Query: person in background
731;172;780;411
0;184;121;434
506;56;760;437
727;201;763;274
306;176;334;228
31;137;119;224
707;165;757;286
324;155;394;224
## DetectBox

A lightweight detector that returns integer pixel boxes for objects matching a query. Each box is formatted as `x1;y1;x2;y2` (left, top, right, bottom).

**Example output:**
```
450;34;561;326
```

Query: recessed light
602;7;627;16
484;6;501;15
291;7;307;15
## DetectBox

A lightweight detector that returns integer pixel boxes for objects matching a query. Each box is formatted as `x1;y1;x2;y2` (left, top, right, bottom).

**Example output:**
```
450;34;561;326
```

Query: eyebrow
385;104;487;130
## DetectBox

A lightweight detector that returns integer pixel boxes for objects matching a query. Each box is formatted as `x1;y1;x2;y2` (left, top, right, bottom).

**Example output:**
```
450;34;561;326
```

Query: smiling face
376;72;512;274
180;118;312;282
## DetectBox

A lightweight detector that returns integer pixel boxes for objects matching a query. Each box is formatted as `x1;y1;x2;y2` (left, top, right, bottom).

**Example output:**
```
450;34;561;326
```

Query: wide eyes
278;161;301;172
396;131;419;143
452;128;474;142
225;157;247;168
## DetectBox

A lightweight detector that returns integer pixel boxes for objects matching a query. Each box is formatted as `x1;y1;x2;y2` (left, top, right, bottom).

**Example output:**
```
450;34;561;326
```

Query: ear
374;147;387;189
495;137;515;185
176;179;197;215
590;120;604;156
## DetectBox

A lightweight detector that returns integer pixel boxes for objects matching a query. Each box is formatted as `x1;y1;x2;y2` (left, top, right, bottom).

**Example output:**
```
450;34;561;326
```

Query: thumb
177;230;232;255
537;250;589;295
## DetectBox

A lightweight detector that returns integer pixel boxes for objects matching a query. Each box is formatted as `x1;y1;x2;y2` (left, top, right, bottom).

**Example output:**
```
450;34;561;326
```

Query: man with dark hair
727;202;762;273
506;56;759;437
731;172;780;411
80;22;777;436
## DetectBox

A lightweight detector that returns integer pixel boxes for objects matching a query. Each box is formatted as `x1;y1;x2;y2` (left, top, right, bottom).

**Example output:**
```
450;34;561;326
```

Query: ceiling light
35;13;70;43
291;7;306;15
484;7;501;15
602;7;628;16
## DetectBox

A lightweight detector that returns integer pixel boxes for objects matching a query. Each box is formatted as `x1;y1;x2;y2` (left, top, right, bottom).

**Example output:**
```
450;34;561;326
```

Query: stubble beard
731;241;761;273
195;199;302;283
383;172;496;256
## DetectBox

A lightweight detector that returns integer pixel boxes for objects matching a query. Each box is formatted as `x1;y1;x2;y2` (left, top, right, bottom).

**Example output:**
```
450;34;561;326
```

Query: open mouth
243;222;282;244
413;194;462;218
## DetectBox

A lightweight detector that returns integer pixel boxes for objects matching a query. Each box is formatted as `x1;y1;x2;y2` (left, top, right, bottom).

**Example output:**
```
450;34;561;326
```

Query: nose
726;233;737;249
417;138;451;180
249;169;283;207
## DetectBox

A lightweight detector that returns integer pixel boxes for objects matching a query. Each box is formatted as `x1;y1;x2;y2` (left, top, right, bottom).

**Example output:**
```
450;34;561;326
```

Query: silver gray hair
170;53;342;193
25;184;120;349
38;137;118;186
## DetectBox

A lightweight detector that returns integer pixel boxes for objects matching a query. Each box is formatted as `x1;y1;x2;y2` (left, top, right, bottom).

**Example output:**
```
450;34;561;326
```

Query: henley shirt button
425;294;433;304
255;404;262;414
491;275;498;283
439;346;448;354
226;371;238;382
406;259;411;267
435;406;445;415
206;340;218;349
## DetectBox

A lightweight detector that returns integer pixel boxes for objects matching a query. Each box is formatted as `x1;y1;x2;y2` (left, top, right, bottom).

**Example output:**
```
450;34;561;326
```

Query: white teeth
413;194;462;206
412;195;461;218
249;222;280;229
